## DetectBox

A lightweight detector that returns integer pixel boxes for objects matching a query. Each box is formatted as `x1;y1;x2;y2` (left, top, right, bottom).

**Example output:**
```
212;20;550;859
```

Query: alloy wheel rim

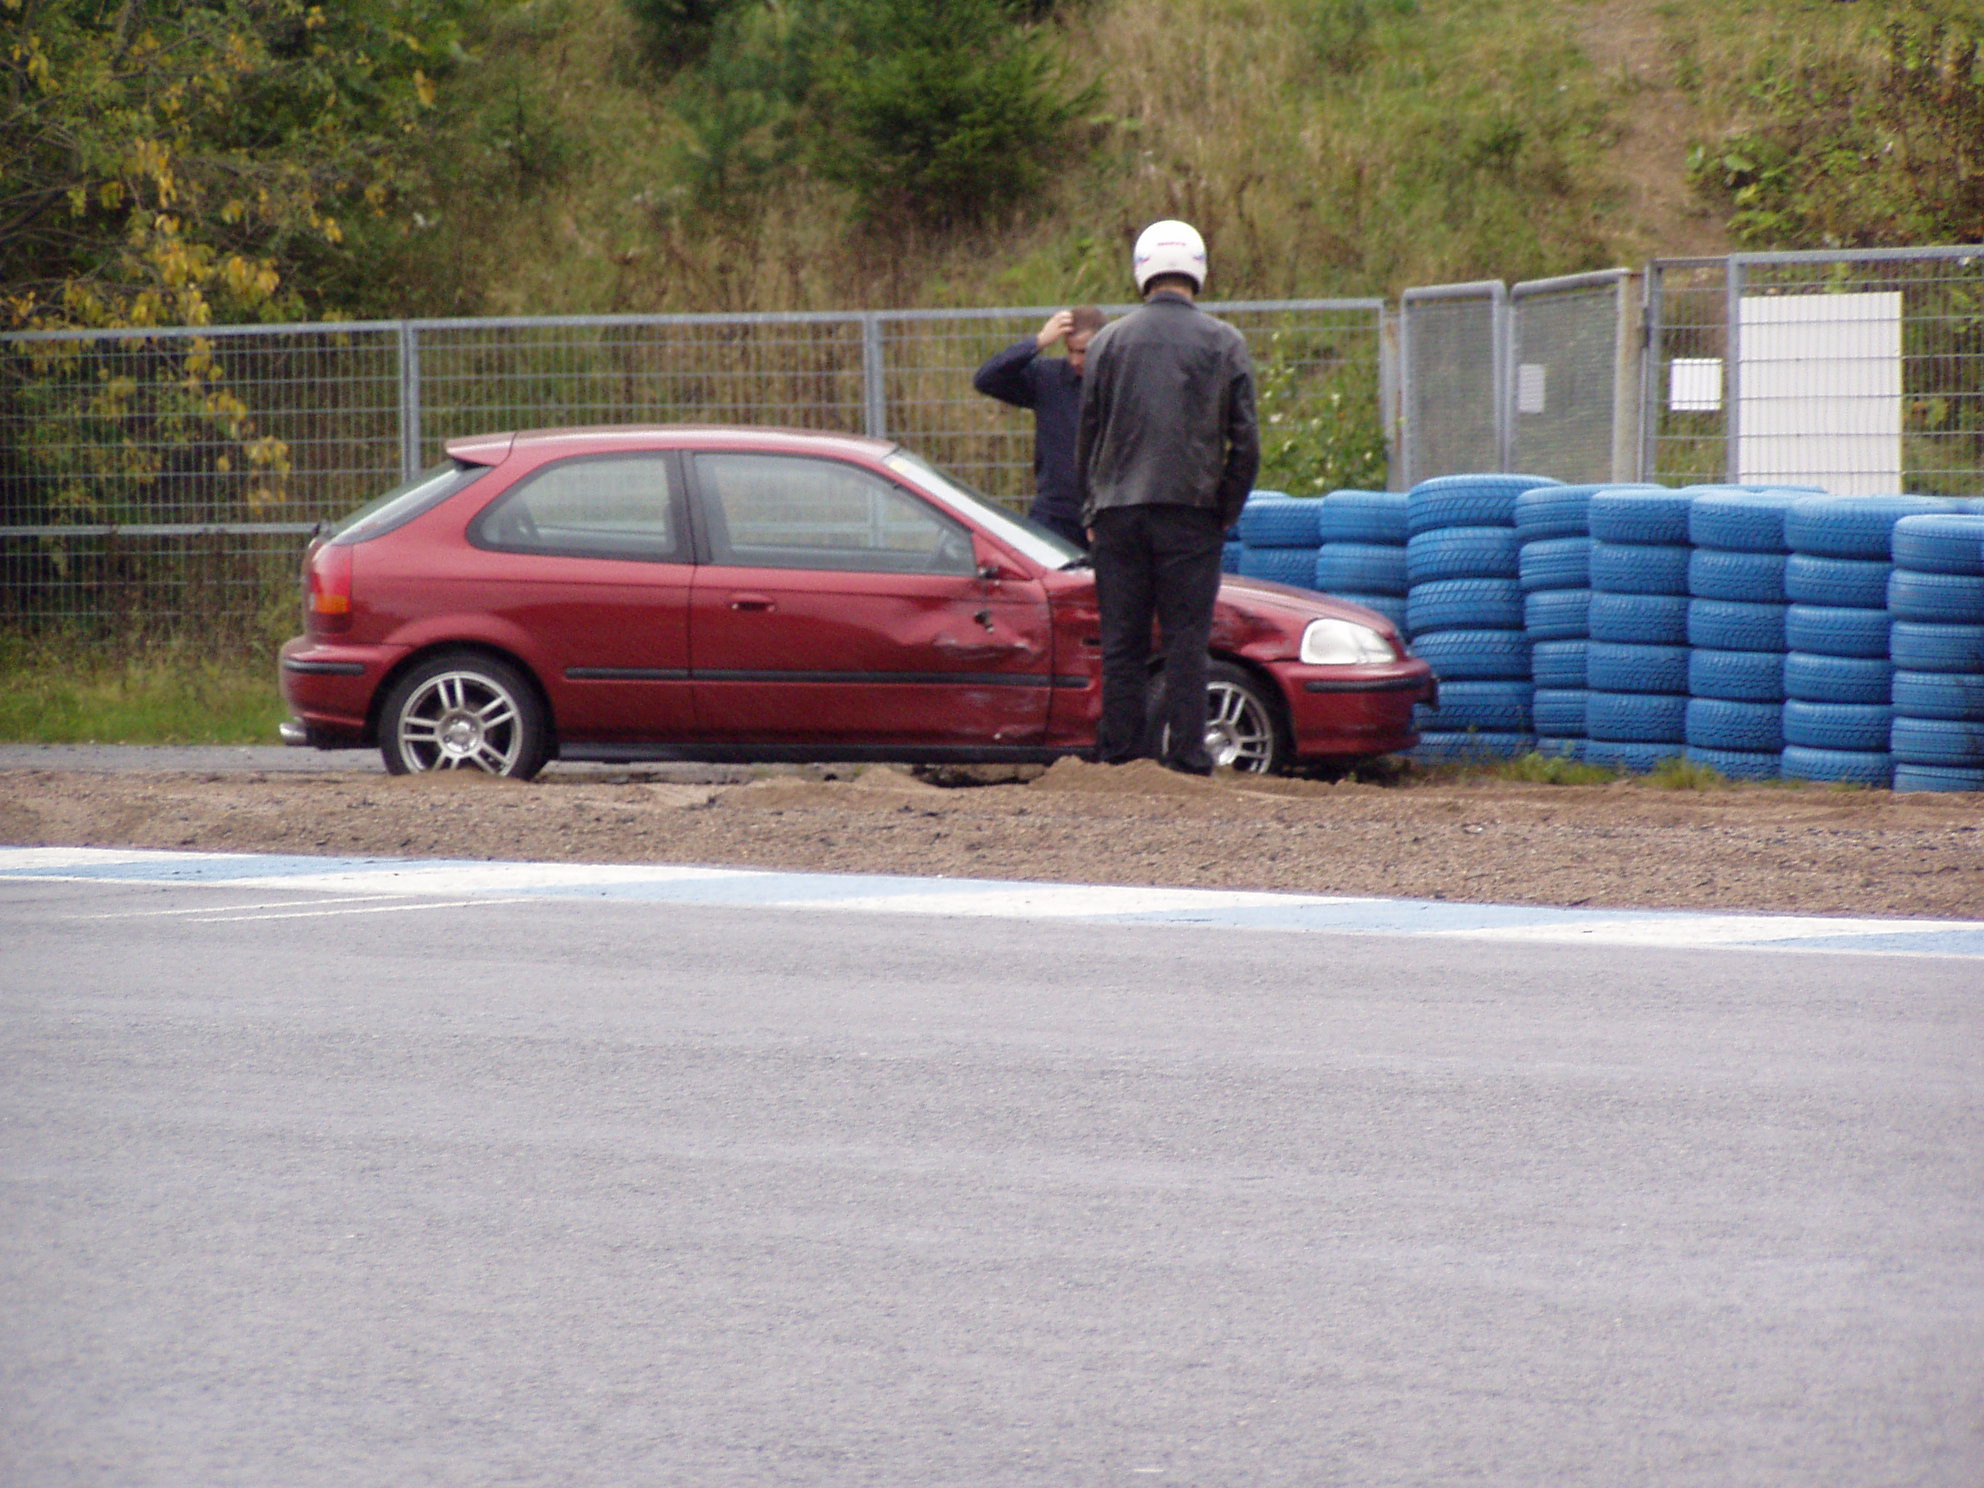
397;671;523;773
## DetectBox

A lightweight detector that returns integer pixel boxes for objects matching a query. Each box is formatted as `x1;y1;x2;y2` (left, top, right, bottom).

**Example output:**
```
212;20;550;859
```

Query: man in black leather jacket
1076;220;1259;774
972;306;1104;548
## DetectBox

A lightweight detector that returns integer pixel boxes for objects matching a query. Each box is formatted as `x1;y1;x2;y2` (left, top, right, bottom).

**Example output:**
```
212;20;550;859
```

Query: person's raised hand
1035;310;1073;351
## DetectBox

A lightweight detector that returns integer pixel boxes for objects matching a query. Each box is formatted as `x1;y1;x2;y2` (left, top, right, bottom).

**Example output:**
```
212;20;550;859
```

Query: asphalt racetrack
3;847;1981;1485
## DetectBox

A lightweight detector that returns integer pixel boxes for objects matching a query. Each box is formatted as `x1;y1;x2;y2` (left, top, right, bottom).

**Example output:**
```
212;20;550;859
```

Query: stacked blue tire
1236;491;1320;589
1516;484;1659;761
1584;487;1698;773
1313;490;1409;632
1781;496;1945;786
1405;474;1559;762
1684;489;1802;781
1888;512;1984;791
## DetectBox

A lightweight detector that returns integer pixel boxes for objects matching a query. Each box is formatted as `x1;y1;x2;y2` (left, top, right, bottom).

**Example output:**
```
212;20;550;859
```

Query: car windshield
325;460;487;546
883;450;1085;569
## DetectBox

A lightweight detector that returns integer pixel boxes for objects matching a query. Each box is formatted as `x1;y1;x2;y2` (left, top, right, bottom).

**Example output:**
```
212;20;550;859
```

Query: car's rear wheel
380;653;550;780
1154;659;1288;774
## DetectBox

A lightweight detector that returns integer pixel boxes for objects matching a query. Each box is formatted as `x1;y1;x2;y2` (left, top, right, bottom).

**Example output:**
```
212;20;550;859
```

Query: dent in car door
686;451;1053;744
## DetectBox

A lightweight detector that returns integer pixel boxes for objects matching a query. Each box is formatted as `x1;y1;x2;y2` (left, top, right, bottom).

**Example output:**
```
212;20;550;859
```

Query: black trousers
1090;503;1225;772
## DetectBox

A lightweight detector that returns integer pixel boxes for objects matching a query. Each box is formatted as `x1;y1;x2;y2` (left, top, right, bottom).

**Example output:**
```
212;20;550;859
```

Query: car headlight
1299;617;1398;665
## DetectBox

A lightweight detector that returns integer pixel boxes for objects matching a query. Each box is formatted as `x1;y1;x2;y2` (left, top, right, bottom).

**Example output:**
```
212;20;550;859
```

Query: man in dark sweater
1076;220;1259;774
971;305;1105;548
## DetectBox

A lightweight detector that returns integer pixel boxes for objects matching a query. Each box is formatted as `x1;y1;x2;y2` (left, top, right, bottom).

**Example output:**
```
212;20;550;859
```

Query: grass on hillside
0;643;290;745
393;0;1921;326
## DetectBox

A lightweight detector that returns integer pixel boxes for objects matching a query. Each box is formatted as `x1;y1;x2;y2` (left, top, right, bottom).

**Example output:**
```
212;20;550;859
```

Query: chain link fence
7;248;1979;640
1642;246;1984;496
0;300;1384;639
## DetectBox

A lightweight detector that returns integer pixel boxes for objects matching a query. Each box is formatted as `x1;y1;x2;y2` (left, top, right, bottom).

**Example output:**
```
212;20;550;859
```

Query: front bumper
1271;659;1437;758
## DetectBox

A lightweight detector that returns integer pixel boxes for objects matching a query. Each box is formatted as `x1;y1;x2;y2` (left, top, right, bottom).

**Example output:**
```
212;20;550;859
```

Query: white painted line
69;894;407;920
189;896;536;923
3;848;1980;958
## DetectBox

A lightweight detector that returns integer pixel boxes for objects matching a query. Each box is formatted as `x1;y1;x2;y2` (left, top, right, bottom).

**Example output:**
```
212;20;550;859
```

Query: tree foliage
654;0;1096;231
1;0;476;332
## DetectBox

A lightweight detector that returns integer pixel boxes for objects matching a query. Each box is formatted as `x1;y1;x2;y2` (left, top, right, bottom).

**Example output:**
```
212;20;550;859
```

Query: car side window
471;454;684;563
694;452;975;576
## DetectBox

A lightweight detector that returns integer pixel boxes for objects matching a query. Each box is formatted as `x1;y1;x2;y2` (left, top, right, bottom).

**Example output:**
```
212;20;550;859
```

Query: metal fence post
399;321;423;482
862;314;886;440
1379;306;1402;490
1612;270;1644;482
1724;258;1745;485
1639;264;1664;484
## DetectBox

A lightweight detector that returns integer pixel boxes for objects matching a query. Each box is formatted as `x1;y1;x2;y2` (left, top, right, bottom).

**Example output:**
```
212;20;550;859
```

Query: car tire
1151;659;1289;775
1688;599;1788;651
380;651;551;780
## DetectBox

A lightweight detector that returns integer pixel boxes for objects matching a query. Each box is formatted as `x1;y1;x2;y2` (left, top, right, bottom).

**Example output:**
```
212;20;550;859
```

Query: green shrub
811;0;1098;228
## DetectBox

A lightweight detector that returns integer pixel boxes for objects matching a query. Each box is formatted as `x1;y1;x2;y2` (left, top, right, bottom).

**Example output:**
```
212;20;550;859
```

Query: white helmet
1132;219;1207;293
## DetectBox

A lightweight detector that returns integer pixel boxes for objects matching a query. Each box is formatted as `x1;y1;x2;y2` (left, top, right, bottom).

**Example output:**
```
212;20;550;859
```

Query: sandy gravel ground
4;759;1980;919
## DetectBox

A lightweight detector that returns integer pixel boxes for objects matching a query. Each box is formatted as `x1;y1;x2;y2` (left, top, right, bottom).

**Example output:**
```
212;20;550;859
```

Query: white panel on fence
1738;292;1901;496
1668;357;1722;412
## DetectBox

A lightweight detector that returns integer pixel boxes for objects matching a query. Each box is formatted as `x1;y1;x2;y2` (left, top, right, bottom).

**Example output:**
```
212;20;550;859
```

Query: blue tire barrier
1586;641;1690;695
1783;554;1893;608
1891;512;1984;575
1785;495;1947;559
1588;591;1690;644
1892;763;1984;793
1238;547;1320;588
1418;679;1534;732
1589;488;1696;545
1586;690;1687;743
1783;700;1893;752
1781;745;1894;787
1523;588;1590;640
1405;526;1523;584
1221;540;1244;574
1584;738;1684;773
1408;578;1525;635
1536;736;1586;761
1889;621;1984;673
1412;730;1538;764
1687;490;1803;552
1687;548;1789;603
1887;568;1984;623
1529;639;1588;688
1785;604;1891;659
1890;716;1984;767
1589;540;1691;595
1686;699;1785;752
1689;648;1786;703
1532;688;1586;736
1317;490;1409;544
1332;591;1410;631
1687;598;1788;651
1235;491;1314;547
1891;669;1984;721
1411;628;1532;681
1315;543;1409;596
1518;536;1592;592
1685;744;1784;781
1784;652;1891;705
1406;474;1560;535
1514;484;1605;540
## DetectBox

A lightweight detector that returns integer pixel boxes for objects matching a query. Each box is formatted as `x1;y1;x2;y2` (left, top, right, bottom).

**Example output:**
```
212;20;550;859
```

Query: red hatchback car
279;426;1433;778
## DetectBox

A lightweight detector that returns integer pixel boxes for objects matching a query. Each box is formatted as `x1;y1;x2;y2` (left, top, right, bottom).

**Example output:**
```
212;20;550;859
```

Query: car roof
444;425;898;467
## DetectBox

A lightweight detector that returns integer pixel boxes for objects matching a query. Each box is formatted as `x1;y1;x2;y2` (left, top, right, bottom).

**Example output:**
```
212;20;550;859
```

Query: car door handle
933;634;1037;662
728;593;775;612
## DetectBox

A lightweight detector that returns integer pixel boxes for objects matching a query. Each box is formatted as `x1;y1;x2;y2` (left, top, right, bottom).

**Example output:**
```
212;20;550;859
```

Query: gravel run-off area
4;757;1980;920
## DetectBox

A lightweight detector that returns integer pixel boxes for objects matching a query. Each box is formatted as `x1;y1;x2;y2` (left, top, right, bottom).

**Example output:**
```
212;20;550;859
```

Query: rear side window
470;454;686;563
326;460;487;546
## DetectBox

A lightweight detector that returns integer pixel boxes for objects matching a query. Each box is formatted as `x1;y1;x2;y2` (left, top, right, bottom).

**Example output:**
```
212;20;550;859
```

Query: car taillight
306;542;353;633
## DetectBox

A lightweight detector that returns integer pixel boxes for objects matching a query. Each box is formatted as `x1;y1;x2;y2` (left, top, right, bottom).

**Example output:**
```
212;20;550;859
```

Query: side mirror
977;561;1005;582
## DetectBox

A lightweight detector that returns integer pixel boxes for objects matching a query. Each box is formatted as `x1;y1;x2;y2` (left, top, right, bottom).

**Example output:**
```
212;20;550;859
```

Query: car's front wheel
380;653;551;779
1154;659;1289;774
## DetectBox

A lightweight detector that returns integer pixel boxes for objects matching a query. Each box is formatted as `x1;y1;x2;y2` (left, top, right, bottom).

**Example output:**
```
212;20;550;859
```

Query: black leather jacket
1075;291;1260;530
